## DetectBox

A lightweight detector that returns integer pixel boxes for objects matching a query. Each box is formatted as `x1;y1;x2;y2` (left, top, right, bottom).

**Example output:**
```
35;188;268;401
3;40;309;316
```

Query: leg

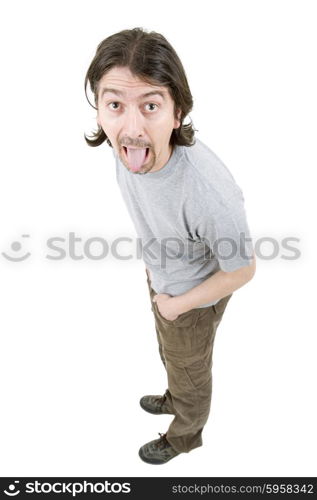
154;294;232;453
145;268;166;368
145;268;174;411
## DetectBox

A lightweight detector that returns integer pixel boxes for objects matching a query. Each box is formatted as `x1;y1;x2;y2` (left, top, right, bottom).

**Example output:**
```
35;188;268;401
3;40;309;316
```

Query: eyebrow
99;87;166;101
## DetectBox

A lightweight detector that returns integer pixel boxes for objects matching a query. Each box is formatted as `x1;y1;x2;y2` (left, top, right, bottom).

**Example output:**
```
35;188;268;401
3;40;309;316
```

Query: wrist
171;294;193;315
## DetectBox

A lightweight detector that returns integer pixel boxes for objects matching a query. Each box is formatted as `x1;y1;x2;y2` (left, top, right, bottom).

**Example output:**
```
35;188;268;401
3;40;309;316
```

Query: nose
122;106;145;139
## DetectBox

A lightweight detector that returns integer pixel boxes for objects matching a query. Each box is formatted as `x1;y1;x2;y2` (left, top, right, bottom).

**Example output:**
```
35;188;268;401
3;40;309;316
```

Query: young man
85;28;256;464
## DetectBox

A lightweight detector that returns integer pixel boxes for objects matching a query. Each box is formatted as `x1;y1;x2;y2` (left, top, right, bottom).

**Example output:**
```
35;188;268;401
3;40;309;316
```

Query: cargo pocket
183;359;210;389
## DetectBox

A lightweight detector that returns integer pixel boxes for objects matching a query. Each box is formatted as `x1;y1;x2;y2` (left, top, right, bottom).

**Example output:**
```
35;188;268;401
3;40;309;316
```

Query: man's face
96;66;181;175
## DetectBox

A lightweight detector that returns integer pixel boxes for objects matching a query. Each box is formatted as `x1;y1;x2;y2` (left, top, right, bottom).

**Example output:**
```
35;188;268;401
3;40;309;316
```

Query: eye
144;103;158;112
108;102;120;110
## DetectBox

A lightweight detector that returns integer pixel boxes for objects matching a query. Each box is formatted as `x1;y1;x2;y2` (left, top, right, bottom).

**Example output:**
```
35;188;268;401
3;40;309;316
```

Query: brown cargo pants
145;269;232;454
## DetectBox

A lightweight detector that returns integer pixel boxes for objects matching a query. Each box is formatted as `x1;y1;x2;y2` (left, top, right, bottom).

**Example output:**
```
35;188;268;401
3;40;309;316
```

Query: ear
174;109;181;129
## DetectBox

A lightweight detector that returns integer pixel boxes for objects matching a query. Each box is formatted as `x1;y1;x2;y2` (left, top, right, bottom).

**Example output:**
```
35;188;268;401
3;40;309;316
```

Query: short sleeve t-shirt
114;137;254;308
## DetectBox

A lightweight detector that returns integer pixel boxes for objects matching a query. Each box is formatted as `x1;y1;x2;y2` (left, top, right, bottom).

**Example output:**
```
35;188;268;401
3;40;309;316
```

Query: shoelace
159;393;167;410
156;432;169;449
153;393;167;411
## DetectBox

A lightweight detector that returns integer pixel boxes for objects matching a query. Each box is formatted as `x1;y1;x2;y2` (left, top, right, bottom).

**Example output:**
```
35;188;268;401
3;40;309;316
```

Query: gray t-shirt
114;137;254;308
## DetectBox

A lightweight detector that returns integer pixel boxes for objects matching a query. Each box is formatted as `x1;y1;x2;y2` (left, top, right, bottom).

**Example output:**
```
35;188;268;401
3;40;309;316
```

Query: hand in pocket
153;293;180;321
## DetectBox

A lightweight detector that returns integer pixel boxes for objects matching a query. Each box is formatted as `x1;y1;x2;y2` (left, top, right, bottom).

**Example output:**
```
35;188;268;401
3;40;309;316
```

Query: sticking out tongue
126;147;147;171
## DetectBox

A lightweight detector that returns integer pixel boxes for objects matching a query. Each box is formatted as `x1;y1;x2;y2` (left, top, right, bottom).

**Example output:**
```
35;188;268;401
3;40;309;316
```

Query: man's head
84;28;195;174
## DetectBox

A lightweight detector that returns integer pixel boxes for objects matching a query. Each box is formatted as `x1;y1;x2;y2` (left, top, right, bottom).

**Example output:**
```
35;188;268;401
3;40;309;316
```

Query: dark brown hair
84;27;196;148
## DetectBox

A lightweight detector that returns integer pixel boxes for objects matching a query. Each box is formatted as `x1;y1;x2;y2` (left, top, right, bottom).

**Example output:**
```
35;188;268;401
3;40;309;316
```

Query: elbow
223;253;256;283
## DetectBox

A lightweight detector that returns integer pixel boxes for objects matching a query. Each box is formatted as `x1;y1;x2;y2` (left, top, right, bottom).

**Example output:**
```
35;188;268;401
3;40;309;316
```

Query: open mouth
122;146;150;158
122;146;150;171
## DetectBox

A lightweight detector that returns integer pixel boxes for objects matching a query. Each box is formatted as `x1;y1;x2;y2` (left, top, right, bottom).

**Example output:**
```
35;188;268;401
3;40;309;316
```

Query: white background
0;0;316;477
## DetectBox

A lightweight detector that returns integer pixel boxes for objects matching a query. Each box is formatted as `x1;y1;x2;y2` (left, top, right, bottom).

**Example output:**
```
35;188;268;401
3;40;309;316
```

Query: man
85;27;256;464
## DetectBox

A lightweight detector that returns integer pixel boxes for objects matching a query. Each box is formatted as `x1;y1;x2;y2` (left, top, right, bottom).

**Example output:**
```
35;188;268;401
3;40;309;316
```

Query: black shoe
139;433;180;464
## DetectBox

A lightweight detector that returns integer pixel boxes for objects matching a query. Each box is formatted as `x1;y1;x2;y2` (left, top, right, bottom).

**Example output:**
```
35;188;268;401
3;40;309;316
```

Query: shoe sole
139;398;173;415
138;448;170;465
